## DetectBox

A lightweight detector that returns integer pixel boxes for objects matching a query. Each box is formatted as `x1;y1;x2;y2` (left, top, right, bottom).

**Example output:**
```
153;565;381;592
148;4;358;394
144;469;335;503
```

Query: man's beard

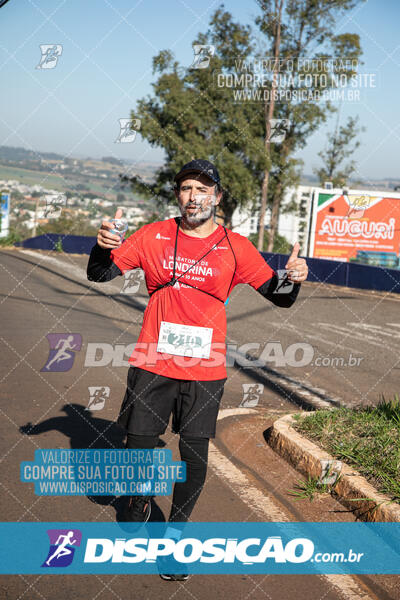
180;198;216;225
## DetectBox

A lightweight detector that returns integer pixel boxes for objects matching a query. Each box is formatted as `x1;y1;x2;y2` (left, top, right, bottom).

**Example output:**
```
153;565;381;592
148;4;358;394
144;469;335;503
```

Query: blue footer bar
1;522;399;574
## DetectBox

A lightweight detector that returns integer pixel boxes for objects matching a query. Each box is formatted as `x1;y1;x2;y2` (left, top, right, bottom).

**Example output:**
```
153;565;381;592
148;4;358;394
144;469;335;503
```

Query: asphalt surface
0;248;399;600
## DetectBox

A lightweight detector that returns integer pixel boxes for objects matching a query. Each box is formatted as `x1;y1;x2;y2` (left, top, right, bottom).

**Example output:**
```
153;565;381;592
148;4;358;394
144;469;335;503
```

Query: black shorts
117;366;226;439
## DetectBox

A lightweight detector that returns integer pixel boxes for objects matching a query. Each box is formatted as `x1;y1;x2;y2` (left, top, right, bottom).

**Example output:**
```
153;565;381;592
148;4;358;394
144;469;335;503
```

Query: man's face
175;173;221;225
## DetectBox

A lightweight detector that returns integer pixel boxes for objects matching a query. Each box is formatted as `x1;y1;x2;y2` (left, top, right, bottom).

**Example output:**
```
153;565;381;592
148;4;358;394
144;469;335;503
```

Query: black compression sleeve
87;243;122;282
256;273;301;308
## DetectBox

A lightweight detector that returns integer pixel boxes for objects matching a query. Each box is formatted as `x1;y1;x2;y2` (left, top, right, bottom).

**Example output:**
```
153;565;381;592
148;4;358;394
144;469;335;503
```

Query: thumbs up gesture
285;242;308;283
97;208;124;249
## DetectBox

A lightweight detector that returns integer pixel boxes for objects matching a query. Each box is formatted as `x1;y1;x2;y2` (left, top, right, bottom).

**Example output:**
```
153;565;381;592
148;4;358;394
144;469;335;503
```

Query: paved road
0;248;399;600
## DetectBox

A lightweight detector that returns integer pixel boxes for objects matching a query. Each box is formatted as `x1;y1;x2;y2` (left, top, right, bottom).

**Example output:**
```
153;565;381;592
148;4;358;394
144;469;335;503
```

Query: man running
87;159;308;580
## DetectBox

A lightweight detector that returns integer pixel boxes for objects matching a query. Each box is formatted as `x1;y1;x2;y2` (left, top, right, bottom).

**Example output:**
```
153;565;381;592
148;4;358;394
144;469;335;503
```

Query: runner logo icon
41;333;82;372
42;529;82;567
86;386;110;411
190;44;215;69
121;270;145;294
36;44;63;69
240;383;264;407
115;118;141;143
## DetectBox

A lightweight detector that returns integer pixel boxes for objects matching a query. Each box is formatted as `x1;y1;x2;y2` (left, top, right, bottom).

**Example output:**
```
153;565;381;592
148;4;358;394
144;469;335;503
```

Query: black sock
168;435;209;523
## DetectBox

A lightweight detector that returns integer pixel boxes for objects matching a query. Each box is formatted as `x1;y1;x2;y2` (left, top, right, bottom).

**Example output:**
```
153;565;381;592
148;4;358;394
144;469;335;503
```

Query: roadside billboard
0;191;10;238
308;190;400;267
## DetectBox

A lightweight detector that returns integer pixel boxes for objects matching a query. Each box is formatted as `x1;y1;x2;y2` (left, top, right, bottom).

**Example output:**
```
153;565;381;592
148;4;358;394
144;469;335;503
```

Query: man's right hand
97;208;123;249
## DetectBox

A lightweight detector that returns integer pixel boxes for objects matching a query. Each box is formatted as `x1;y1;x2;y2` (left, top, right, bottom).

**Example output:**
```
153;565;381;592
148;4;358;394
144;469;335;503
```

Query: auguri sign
309;189;400;264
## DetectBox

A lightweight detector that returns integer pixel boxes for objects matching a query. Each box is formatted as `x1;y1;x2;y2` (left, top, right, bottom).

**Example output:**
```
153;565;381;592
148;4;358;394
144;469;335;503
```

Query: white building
277;185;313;252
231;205;259;237
163;205;180;220
124;206;146;219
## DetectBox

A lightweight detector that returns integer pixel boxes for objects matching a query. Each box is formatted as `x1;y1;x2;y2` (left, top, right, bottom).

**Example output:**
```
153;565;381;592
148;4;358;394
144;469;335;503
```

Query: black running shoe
122;495;152;523
157;555;188;581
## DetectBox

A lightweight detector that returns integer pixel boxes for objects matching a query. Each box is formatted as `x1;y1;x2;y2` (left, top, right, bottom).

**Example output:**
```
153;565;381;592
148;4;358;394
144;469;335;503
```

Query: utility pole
32;195;40;237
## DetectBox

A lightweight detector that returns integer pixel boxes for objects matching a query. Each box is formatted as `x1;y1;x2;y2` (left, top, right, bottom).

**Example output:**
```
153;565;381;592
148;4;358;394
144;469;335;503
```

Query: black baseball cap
174;159;221;186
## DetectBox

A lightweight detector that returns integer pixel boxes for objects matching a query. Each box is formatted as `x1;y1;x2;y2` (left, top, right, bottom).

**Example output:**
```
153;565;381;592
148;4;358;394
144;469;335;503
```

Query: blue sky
0;0;399;180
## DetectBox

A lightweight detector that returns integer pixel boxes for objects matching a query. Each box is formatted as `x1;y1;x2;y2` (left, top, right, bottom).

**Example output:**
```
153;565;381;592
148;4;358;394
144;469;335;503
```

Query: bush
0;229;23;246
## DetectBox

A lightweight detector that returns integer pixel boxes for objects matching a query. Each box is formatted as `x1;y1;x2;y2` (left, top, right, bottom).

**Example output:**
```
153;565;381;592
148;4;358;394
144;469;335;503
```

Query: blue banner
20;449;185;496
0;522;399;574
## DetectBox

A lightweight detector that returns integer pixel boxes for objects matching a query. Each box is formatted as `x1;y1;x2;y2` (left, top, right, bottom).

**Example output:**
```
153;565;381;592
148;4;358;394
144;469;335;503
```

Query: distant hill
1;145;398;191
0;145;162;172
0;145;64;162
301;173;400;191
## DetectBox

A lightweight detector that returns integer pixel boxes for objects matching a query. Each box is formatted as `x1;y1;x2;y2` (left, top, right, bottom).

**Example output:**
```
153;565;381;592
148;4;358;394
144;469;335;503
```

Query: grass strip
291;394;400;503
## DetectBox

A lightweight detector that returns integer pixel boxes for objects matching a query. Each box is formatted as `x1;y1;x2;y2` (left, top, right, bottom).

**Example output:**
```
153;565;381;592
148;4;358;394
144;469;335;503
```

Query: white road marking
318;323;397;352
215;409;376;600
324;575;377;600
213;409;288;522
271;320;360;354
349;322;400;339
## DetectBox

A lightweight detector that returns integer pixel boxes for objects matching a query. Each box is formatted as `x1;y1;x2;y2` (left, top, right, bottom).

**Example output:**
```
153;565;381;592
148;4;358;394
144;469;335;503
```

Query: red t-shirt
110;218;274;381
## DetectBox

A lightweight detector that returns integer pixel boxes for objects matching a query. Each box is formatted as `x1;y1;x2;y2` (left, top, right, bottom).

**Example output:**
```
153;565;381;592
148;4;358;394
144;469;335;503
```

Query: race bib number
157;321;213;359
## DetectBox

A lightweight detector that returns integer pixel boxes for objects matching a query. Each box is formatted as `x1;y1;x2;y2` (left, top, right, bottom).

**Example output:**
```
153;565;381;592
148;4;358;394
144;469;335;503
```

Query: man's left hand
285;242;308;283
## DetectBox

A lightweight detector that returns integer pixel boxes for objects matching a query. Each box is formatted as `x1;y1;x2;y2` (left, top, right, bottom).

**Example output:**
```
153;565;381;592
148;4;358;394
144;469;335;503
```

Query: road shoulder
267;413;400;523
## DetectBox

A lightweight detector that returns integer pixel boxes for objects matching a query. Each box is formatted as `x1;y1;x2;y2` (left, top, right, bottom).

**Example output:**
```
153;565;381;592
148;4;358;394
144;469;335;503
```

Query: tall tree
255;0;364;251
120;9;266;227
314;115;364;187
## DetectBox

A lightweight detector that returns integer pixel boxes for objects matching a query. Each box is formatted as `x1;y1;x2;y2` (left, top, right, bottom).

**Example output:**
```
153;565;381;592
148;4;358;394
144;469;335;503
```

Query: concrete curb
266;413;400;523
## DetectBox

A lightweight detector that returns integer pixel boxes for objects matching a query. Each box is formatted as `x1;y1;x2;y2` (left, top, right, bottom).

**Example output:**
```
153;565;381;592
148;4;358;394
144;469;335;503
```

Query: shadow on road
19;403;166;523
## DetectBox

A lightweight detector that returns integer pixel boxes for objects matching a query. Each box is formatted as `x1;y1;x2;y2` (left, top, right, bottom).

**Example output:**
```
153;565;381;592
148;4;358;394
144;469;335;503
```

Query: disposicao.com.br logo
84;535;315;564
0;522;397;574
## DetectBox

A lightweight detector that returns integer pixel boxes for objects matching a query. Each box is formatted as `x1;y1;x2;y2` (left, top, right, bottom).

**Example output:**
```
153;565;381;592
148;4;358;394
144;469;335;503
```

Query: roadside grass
289;469;342;501
290;395;400;504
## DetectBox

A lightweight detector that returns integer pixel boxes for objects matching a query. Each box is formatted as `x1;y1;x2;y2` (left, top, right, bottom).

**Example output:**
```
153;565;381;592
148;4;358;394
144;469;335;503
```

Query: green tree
314;115;364;187
255;0;365;251
249;230;291;253
120;2;363;249
120;8;266;227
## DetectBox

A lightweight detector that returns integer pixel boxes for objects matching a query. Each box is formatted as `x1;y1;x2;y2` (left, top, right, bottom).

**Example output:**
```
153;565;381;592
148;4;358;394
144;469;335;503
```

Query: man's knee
179;435;209;473
126;432;159;449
